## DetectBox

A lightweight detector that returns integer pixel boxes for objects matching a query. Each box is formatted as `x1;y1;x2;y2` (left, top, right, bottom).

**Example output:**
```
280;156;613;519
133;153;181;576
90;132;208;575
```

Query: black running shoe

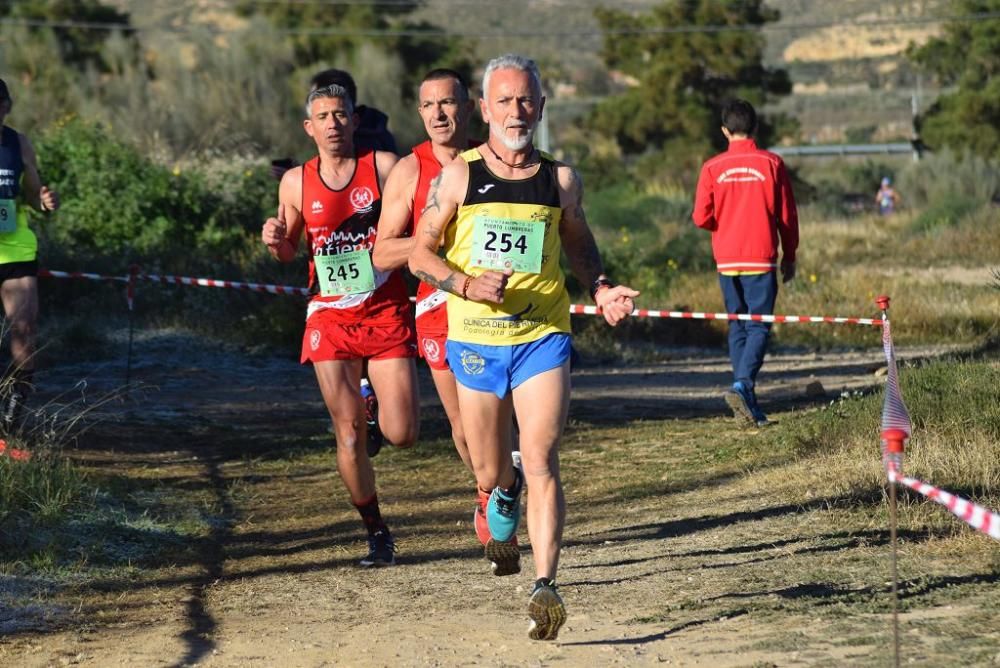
363;389;384;458
527;579;566;641
359;529;396;568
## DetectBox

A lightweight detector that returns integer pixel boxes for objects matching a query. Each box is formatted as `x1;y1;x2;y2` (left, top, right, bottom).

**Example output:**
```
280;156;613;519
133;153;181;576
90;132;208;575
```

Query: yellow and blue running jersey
444;148;571;345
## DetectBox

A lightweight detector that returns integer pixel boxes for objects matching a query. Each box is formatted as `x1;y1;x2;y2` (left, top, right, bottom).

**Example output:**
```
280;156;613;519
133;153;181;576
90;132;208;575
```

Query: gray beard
490;123;535;151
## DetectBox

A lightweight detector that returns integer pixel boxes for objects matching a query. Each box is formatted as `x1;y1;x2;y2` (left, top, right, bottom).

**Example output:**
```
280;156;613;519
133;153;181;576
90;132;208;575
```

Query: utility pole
539;108;551;154
910;74;923;162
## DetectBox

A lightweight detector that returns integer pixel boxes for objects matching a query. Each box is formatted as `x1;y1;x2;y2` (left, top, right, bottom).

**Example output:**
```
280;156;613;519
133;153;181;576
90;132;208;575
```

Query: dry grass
623;200;1000;350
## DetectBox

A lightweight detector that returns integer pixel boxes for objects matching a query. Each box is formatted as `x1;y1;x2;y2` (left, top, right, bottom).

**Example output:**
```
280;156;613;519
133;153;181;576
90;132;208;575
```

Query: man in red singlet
372;69;475;464
261;84;419;567
372;70;524;575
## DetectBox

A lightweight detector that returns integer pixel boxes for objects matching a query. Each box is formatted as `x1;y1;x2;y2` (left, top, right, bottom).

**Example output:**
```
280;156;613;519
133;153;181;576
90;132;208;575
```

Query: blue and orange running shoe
475;493;520;576
486;467;523;543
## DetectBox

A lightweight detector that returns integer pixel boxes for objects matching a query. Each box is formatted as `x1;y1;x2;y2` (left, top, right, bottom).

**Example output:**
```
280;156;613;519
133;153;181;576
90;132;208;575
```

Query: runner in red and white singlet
372;69;477;470
409;135;474;371
300;148;415;361
262;83;418;569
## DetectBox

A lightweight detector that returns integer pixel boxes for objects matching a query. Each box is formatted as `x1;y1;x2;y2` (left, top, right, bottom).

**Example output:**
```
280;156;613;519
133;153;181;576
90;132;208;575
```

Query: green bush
28;118;306;353
587;182;691;233
910;193;982;233
772;358;1000;459
34;118;274;276
898;149;1000;210
572;184;715;306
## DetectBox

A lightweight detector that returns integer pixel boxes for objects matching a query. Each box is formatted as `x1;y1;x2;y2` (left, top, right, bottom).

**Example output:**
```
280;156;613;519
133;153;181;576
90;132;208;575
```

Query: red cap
881;428;907;453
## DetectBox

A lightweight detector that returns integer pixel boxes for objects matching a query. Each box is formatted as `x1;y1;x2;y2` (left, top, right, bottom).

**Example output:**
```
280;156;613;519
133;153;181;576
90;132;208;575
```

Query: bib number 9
0;199;16;234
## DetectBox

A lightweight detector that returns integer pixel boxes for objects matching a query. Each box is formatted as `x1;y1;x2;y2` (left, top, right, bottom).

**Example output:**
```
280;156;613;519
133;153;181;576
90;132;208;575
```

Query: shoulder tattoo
421;173;443;216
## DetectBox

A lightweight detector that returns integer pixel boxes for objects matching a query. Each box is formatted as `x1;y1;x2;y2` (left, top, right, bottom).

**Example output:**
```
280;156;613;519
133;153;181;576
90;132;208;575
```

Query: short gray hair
481;54;542;99
305;84;354;118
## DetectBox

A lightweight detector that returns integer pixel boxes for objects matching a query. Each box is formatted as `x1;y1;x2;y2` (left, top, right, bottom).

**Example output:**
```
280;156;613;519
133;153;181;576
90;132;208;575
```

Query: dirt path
0;333;980;667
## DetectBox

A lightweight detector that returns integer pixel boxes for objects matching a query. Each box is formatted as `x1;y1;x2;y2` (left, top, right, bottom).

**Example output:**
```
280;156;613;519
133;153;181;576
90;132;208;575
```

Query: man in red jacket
692;99;798;428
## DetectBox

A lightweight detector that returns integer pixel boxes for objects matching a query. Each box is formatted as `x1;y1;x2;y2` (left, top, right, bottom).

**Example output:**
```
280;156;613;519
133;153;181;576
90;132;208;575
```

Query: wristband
461;274;473;300
590;277;614;302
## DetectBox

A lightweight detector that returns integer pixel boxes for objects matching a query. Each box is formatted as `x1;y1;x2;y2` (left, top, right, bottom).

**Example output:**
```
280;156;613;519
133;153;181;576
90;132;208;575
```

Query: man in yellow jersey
409;54;639;641
0;79;60;432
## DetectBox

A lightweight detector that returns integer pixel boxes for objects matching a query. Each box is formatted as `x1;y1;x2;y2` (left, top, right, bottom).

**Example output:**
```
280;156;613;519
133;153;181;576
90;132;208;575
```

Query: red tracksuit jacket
692;138;798;273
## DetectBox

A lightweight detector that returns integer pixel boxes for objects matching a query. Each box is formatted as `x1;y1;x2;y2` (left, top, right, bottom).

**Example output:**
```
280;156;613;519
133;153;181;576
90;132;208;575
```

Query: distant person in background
0;78;60;433
692;99;798;429
270;68;397;180
875;176;900;215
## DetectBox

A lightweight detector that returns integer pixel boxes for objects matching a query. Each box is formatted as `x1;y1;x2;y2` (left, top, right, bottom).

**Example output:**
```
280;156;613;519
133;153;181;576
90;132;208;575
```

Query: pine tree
908;1;1000;159
590;0;792;178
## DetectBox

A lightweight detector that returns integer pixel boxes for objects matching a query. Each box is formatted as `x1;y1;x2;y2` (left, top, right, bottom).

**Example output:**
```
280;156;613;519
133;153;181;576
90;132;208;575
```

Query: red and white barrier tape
40;267;885;324
137;273;312;297
569;304;882;325
877;299;1000;541
888;469;1000;540
569;304;882;327
38;269;128;283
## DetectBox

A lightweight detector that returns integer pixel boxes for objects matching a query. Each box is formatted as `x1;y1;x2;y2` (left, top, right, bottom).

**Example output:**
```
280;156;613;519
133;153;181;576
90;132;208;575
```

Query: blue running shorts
447;333;572;398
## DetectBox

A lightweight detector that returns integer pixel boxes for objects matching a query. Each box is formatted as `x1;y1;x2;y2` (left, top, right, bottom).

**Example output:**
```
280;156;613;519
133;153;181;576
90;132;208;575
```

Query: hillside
411;0;949;144
105;0;949;145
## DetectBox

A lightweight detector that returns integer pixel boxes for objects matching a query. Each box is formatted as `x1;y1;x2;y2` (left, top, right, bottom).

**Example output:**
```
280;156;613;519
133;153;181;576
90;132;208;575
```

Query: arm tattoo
421;173;443;215
413;270;461;295
577;240;604;283
563;168;604;282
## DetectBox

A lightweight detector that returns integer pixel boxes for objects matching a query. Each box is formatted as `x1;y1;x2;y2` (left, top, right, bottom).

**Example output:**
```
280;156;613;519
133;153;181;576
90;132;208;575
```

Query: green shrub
34;118;274;276
27;118;307;351
773;358;1000;459
910;193;981;233
587;182;691;233
574;184;711;304
898;149;1000;210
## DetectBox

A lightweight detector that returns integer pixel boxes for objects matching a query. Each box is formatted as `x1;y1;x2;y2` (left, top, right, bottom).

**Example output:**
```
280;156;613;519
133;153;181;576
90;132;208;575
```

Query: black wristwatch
590;277;614;302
